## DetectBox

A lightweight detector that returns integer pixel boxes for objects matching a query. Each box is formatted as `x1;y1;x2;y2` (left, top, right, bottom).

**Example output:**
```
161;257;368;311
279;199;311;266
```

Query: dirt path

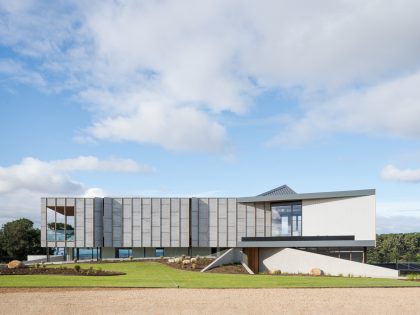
0;288;418;315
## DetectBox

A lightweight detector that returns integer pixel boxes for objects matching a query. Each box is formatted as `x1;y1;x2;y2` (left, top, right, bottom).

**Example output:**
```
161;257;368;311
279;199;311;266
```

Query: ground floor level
1;288;418;315
46;246;368;264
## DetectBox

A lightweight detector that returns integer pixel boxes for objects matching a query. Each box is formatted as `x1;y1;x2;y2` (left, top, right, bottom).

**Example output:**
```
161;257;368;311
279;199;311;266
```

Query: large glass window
46;205;75;242
47;207;56;241
272;202;302;236
116;248;132;258
155;248;165;257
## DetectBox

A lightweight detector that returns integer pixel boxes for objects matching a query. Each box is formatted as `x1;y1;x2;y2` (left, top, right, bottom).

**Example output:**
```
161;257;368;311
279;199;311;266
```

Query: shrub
74;265;81;272
338;273;343;277
347;273;354;278
160;256;164;260
129;256;133;261
270;269;281;275
407;274;419;281
35;263;40;269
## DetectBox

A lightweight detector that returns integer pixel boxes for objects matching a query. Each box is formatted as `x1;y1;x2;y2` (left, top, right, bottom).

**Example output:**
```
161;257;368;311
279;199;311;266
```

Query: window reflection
272;202;302;236
46;204;75;242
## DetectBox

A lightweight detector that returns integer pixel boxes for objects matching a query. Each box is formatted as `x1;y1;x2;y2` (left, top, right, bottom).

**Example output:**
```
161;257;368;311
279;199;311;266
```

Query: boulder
191;258;197;264
182;259;191;266
7;260;25;269
310;268;323;276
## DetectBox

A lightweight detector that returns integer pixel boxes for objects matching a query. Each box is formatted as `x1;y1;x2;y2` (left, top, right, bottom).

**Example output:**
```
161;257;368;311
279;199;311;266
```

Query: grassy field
0;262;419;288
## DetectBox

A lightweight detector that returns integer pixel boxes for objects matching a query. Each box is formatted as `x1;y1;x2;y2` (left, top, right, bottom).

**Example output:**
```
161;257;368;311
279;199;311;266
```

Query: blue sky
0;0;420;233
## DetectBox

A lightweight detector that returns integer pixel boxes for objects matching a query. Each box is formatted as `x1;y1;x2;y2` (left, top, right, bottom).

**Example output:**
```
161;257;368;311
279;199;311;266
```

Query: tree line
0;218;44;262
367;233;420;264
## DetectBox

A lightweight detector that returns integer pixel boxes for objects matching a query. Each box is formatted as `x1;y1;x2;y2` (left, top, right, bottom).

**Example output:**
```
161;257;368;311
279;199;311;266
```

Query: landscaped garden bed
0;265;125;276
207;264;248;274
164;256;214;272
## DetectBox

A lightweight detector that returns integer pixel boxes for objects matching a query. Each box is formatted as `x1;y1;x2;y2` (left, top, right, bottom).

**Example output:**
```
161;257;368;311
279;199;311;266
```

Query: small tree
0;218;44;261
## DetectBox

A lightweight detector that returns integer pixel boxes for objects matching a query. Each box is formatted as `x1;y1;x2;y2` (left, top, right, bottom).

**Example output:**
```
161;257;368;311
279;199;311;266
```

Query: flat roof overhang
238;236;375;248
237;189;376;203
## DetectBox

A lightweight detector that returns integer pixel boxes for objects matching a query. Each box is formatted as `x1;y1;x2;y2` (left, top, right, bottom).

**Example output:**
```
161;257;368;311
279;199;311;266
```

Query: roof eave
238;189;376;203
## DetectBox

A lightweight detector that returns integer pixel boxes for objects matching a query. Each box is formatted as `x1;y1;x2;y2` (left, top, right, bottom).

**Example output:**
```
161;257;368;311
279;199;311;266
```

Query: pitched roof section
258;185;296;196
239;189;376;203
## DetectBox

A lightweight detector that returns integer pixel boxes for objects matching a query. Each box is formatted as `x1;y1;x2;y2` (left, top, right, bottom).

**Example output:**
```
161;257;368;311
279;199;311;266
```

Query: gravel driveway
0;288;418;315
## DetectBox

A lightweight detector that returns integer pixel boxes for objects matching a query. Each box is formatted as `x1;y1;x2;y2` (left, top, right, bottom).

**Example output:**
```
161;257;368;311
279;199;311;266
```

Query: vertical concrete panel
151;198;161;247
161;198;170;247
94;198;103;247
198;198;209;247
246;204;256;237
75;198;85;247
218;198;227;247
40;198;47;247
227;198;237;247
180;198;190;247
133;198;142;247
170;198;180;247
191;198;199;247
85;198;94;247
47;198;56;207
103;198;113;247
237;203;246;243
256;202;265;237
265;202;271;237
209;198;218;247
142;198;152;247
123;198;132;247
112;198;123;247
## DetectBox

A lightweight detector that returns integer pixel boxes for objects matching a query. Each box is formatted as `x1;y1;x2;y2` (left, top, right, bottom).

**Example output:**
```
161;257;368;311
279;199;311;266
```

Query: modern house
40;185;398;277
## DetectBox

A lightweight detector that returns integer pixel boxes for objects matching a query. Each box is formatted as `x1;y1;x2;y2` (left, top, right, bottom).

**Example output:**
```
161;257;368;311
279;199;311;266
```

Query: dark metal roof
258;185;296;196
239;189;376;203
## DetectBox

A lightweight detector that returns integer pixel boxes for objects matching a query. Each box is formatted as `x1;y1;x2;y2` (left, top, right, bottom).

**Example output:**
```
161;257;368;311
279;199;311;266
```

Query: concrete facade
260;248;398;278
41;187;382;274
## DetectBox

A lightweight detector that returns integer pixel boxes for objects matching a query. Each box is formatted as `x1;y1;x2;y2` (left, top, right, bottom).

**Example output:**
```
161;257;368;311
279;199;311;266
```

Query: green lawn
1;262;419;288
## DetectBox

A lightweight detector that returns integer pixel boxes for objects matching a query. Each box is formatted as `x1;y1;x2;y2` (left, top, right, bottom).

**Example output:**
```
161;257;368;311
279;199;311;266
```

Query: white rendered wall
302;195;376;241
261;248;398;278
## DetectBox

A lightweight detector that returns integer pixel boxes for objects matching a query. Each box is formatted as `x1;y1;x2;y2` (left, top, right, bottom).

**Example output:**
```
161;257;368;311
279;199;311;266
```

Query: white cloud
270;71;420;145
0;156;150;194
0;156;149;226
2;1;420;150
0;59;46;88
381;165;420;183
87;101;227;153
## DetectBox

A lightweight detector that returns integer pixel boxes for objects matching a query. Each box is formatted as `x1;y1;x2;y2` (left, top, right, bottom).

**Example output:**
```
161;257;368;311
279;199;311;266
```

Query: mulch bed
0;267;125;276
207;264;248;274
164;259;248;274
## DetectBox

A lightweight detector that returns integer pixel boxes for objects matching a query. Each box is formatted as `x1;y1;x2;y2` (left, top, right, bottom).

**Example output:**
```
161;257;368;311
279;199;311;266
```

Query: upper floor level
41;185;376;249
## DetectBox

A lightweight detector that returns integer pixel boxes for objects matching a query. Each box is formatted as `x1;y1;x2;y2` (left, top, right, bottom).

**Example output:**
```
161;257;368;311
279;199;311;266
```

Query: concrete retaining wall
201;248;244;272
260;248;399;278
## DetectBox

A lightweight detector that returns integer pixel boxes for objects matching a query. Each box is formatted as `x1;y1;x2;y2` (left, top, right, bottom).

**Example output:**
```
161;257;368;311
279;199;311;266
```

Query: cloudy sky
0;0;419;233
